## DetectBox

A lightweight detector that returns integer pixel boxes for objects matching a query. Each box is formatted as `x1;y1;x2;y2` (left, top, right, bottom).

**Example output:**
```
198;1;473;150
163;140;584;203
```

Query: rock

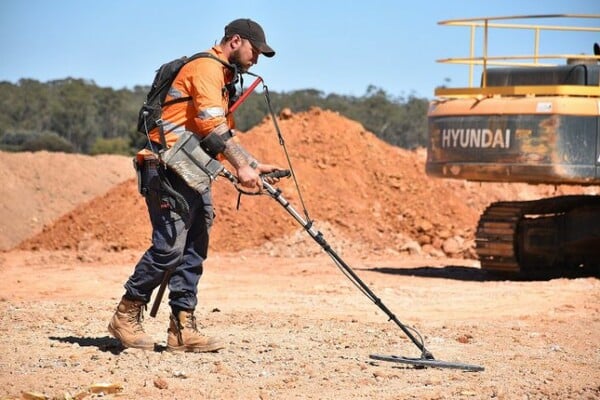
417;234;431;245
438;229;452;240
456;334;473;343
259;390;270;400
153;377;169;389
400;240;422;255
442;237;461;255
423;244;445;257
416;219;433;233
279;108;293;119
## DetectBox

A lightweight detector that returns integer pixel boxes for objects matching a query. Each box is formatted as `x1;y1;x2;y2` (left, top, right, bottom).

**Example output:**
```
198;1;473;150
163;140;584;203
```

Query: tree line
0;78;429;155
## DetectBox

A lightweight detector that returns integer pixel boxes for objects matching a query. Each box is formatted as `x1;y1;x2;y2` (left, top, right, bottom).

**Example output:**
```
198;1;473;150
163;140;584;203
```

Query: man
108;18;279;352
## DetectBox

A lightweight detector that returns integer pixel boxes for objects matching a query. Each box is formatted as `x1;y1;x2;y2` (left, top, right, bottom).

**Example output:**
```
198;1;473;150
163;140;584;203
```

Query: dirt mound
0;151;133;251
17;108;590;257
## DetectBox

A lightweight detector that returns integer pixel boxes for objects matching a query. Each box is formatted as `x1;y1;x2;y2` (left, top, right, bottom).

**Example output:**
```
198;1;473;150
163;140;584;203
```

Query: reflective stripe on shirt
168;86;184;99
198;107;225;120
161;120;187;135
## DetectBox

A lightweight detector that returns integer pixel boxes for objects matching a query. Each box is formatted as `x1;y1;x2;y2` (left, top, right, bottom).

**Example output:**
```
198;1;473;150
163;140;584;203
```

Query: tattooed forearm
236;145;258;166
222;140;257;169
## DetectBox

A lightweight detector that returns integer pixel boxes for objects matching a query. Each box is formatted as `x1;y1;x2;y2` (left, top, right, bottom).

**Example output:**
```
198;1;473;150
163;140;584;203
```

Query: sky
0;1;598;99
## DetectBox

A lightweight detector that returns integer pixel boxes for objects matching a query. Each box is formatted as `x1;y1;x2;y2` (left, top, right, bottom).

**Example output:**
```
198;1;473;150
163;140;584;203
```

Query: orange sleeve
180;57;231;136
152;48;235;147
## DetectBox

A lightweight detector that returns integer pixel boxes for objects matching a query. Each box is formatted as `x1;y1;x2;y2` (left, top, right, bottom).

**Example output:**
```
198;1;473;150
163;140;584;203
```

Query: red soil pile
1;151;132;251
17;108;588;257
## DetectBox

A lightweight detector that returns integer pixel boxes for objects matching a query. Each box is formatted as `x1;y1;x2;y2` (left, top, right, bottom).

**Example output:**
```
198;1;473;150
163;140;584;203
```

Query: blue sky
0;1;598;99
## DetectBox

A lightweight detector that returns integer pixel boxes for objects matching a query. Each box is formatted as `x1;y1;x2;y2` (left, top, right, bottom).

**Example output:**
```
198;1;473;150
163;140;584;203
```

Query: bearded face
229;48;251;73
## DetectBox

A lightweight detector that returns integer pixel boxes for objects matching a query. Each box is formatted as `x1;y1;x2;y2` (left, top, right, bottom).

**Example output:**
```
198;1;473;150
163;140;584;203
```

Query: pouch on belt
133;148;160;195
160;131;224;194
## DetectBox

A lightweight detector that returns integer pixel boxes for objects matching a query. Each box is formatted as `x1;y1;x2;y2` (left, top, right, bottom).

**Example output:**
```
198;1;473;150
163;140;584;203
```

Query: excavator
426;14;600;275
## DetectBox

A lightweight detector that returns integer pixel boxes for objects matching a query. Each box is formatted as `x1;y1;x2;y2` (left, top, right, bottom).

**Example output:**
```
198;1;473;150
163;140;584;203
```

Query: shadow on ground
49;335;173;354
364;265;599;282
49;335;127;354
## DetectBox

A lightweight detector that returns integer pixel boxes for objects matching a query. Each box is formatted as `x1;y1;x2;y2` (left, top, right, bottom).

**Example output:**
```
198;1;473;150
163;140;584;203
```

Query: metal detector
225;72;482;372
221;169;484;373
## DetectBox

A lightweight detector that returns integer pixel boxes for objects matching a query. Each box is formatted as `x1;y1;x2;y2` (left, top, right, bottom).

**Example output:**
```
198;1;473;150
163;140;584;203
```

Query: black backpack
137;52;237;144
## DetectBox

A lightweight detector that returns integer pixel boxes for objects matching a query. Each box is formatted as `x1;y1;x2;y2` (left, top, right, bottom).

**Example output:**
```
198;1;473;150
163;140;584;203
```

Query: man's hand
236;164;262;189
236;163;286;188
256;163;285;184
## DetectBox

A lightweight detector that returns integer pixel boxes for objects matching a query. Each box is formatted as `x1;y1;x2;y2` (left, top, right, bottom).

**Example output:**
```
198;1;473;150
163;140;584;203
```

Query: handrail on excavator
437;14;600;88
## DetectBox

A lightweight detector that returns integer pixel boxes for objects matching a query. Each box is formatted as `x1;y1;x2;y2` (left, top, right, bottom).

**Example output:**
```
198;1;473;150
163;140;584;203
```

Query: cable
244;71;312;225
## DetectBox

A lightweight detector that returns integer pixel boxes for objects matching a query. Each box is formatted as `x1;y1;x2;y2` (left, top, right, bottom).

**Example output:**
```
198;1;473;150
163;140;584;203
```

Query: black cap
225;18;275;58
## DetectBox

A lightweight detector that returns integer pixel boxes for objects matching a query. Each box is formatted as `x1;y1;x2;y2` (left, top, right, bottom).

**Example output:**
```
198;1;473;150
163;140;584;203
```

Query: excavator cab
426;14;600;275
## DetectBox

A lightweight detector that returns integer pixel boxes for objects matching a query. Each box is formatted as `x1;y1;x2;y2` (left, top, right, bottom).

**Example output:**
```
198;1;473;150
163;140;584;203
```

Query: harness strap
155;52;238;151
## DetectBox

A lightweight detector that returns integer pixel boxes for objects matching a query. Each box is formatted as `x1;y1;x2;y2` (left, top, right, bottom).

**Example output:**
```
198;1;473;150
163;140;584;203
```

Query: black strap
157;52;238;149
157;123;167;149
156;163;191;227
162;96;194;107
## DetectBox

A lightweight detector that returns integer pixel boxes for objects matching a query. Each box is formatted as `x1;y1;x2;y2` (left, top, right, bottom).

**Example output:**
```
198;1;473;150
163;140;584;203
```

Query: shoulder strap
157;52;238;149
189;51;236;71
162;52;237;108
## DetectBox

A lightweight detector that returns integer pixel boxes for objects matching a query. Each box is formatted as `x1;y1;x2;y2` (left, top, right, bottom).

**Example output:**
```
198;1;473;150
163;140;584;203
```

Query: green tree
0;78;431;153
90;137;131;155
0;129;74;153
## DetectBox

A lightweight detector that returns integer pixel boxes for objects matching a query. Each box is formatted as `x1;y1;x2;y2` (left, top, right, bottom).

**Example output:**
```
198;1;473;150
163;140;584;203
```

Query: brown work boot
107;297;155;350
167;310;224;352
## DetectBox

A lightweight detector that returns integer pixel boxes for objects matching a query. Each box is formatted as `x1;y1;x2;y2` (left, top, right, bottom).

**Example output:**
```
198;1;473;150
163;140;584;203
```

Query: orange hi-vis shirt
148;46;236;148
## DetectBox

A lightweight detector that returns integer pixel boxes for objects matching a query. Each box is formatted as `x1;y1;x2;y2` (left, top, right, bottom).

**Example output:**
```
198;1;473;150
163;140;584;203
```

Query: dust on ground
0;108;598;399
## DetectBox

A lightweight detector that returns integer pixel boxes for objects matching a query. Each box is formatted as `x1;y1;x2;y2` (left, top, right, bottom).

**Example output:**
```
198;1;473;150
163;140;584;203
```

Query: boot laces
171;312;198;345
174;312;199;333
126;303;147;333
184;313;198;331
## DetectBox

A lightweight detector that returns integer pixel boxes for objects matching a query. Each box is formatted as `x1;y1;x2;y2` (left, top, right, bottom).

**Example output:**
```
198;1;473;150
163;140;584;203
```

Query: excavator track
476;195;600;275
475;202;523;273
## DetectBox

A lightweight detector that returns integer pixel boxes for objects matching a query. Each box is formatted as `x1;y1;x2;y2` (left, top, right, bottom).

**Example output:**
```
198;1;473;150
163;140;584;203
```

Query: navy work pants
124;164;214;312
